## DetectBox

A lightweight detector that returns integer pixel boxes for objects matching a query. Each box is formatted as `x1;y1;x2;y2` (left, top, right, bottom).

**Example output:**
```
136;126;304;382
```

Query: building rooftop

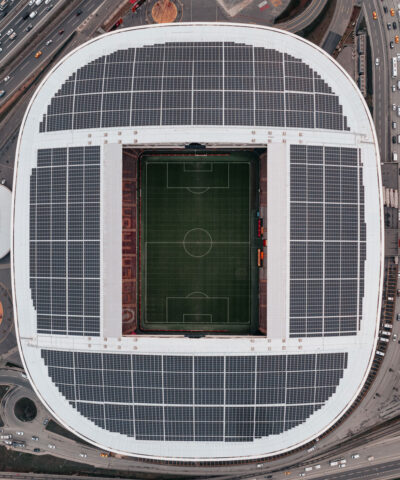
12;23;383;461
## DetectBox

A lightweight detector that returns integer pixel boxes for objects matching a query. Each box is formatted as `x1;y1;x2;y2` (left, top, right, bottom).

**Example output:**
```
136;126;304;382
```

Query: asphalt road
0;0;99;101
0;0;61;68
364;0;389;164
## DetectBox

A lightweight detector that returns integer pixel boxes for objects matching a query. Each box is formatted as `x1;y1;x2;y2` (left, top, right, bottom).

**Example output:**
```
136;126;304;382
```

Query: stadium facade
12;23;383;462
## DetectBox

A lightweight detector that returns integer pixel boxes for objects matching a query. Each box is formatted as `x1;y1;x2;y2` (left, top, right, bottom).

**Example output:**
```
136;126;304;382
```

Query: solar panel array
30;147;101;336
289;145;366;337
42;350;347;442
39;43;349;132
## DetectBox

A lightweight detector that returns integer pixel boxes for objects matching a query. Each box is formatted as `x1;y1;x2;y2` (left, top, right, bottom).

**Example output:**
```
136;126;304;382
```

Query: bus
0;0;8;11
393;57;398;78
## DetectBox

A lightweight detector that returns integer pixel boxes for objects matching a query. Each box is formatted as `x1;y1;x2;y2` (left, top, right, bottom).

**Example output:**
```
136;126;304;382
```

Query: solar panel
31;147;101;336
39;43;350;133
42;350;347;442
289;145;366;337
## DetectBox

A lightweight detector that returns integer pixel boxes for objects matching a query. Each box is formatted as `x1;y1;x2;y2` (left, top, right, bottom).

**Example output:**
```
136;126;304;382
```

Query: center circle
183;228;212;258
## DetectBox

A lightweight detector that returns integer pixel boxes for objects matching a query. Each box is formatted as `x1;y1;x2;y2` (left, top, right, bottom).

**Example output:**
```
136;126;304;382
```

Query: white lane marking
19;60;30;71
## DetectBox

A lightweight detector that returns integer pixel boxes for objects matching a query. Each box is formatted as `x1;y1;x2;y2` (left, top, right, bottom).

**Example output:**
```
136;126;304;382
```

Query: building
12;23;383;463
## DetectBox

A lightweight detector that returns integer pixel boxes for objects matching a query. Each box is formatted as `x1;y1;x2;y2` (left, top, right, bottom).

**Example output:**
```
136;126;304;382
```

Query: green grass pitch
139;152;256;334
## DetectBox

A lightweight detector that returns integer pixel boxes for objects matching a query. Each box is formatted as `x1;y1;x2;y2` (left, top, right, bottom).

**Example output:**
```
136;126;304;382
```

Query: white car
393;333;398;341
35;0;43;5
16;431;23;436
28;0;35;5
6;28;13;36
351;453;360;459
393;104;397;111
31;436;39;441
29;10;37;18
3;76;10;82
48;443;55;449
393;84;397;92
45;39;52;45
79;452;88;458
44;0;51;3
375;57;380;66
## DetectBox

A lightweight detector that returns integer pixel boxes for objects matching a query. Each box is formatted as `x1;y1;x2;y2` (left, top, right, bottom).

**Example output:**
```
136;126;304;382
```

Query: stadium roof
12;23;383;461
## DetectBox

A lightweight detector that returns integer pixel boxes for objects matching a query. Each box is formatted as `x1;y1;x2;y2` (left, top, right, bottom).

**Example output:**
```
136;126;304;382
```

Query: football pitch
139;152;258;334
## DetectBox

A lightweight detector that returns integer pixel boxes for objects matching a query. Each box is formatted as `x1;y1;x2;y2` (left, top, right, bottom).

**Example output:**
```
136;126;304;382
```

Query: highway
0;0;99;102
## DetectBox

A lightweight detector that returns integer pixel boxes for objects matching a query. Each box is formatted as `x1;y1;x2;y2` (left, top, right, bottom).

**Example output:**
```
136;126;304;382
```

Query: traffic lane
365;0;388;162
0;0;88;97
0;2;52;54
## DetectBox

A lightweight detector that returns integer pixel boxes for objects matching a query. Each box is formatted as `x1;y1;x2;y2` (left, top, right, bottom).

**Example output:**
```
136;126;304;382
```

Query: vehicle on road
6;28;13;35
299;474;305;478
35;0;42;5
29;10;37;18
58;29;64;34
28;0;35;5
79;452;87;457
384;6;388;13
397;313;400;321
9;31;16;40
45;39;52;45
388;22;392;29
391;41;394;48
376;57;380;66
0;434;11;439
393;57;398;77
376;350;385;356
4;440;12;445
397;105;400;116
351;453;360;459
76;8;82;15
0;0;9;11
44;0;51;3
45;4;52;10
392;136;396;143
394;21;397;29
43;418;49;425
34;447;40;452
393;333;397;341
393;84;396;91
20;372;27;378
315;465;321;469
393;103;397;111
368;456;375;461
16;431;23;436
100;452;109;457
48;443;55;449
31;436;39;441
25;23;33;32
391;8;395;16
3;75;10;82
34;50;42;58
372;10;377;19
0;90;5;97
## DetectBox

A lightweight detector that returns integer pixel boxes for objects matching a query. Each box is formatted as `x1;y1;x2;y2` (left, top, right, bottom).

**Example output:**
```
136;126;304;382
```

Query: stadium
12;23;383;462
